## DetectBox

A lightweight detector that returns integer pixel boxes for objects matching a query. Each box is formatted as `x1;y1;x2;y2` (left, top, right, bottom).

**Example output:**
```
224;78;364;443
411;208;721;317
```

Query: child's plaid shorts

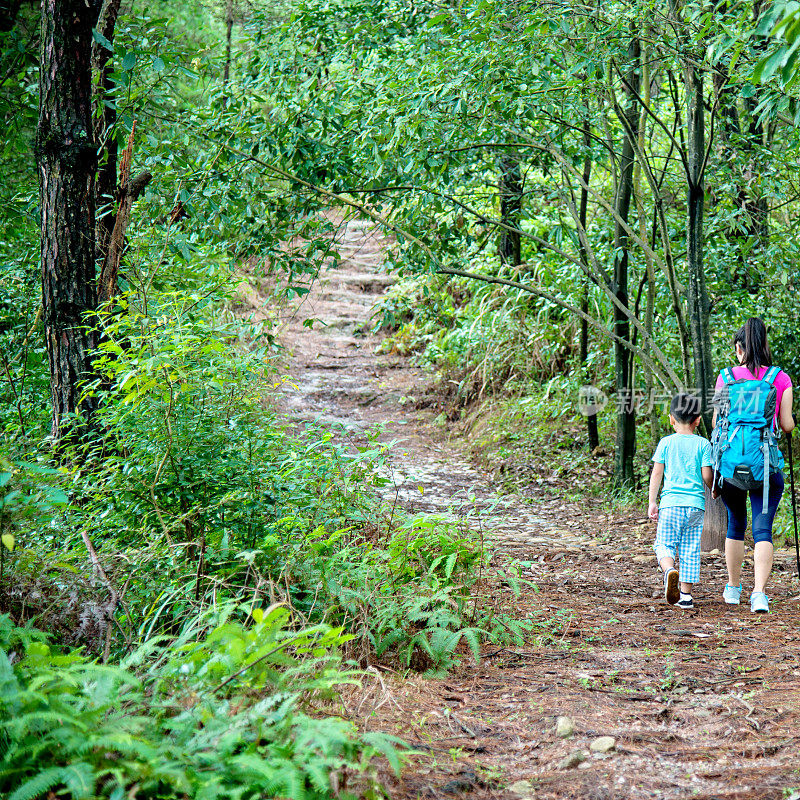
654;506;704;583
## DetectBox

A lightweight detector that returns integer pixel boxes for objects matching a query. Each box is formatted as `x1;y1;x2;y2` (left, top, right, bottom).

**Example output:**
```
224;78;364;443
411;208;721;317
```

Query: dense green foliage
0;609;403;800
0;3;530;797
3;0;800;796
249;0;800;436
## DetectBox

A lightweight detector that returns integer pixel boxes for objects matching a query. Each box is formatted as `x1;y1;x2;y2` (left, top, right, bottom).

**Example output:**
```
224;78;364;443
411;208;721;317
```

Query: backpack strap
762;367;782;500
722;367;736;385
763;366;781;386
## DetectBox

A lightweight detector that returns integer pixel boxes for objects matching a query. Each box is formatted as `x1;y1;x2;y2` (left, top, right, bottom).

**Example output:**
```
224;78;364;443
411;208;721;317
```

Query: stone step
322;272;396;292
317;290;376;305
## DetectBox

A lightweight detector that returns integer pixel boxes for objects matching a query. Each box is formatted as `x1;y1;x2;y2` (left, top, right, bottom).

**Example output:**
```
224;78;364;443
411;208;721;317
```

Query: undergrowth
0;606;403;800
0;286;530;798
376;269;584;415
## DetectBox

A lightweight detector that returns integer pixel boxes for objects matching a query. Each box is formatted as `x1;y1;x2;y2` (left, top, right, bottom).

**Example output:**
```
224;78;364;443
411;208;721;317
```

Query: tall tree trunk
497;152;522;266
713;58;767;289
741;92;769;260
36;0;100;440
613;38;640;489
223;0;234;85
94;0;122;298
578;119;599;452
633;42;659;449
685;65;713;430
741;0;770;257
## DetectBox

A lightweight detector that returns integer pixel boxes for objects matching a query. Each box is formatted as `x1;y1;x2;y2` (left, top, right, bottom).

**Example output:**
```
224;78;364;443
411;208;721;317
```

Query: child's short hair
670;393;701;424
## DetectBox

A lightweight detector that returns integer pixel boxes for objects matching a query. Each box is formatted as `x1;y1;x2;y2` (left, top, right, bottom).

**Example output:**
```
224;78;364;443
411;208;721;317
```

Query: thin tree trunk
578;119;599;452
741;0;770;256
741;91;769;260
613;38;640;489
610;66;693;387
633;43;659;449
497;152;522;266
685;64;713;430
714;37;767;288
93;0;122;283
36;0;101;440
223;0;234;84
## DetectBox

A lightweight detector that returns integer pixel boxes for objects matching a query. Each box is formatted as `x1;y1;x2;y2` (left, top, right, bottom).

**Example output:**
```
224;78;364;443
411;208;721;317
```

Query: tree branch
435;266;676;388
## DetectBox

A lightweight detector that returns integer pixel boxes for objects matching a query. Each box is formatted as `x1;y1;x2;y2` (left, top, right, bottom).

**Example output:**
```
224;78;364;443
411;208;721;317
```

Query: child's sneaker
664;568;680;605
676;593;694;609
723;584;742;605
750;591;769;614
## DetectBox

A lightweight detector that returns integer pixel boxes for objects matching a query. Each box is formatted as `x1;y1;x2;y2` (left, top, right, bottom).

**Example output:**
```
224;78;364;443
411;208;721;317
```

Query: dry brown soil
241;216;800;800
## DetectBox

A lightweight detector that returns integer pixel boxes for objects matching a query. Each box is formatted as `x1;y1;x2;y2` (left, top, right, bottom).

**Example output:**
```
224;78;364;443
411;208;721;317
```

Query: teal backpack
711;366;784;513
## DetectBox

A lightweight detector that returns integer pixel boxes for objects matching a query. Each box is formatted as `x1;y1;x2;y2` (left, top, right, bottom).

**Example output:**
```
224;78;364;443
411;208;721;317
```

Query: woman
712;318;794;614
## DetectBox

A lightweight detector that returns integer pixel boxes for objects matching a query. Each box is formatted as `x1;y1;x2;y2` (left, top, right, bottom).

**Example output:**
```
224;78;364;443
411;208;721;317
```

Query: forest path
244;216;800;800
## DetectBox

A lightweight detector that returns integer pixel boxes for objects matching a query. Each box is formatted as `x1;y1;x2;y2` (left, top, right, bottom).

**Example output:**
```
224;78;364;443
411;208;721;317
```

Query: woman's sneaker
750;591;769;614
664;569;680;605
676;593;694;609
723;584;742;605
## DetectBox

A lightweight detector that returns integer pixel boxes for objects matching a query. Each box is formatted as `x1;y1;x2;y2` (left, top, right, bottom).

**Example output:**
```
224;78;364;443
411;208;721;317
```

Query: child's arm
701;465;714;490
648;462;664;520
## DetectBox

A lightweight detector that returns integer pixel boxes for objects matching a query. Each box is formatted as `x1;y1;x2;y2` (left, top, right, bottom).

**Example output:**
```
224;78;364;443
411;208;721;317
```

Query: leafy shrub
0;608;404;800
287;515;518;673
374;259;583;409
3;290;514;676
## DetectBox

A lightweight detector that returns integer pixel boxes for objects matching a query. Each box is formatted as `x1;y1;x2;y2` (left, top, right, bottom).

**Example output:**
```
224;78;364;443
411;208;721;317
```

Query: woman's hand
648;501;659;521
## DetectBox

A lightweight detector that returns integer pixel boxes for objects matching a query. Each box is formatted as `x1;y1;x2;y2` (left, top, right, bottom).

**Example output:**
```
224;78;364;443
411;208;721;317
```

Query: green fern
8;762;94;800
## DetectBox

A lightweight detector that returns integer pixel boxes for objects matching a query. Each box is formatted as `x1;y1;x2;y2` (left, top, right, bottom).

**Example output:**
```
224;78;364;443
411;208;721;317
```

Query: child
648;393;714;609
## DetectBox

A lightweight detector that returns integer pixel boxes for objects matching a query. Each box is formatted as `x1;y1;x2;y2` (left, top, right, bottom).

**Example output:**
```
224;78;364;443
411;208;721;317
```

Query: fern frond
8;764;85;800
62;762;94;799
76;732;158;761
362;732;407;776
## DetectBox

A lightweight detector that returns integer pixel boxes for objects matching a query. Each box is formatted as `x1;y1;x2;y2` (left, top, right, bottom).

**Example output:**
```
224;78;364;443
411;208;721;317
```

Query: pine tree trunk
613;38;640;488
36;0;101;440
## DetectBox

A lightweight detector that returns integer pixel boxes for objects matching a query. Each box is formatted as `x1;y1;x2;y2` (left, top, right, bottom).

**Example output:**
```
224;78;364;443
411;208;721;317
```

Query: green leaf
152;56;165;72
363;732;406;776
92;28;114;52
426;12;448;27
462;627;481;662
741;82;757;99
1;533;13;552
63;762;95;799
754;47;786;83
444;551;457;579
121;52;136;71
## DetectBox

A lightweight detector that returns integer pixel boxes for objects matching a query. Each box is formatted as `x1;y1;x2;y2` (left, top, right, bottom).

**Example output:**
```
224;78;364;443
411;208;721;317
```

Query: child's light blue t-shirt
652;433;712;510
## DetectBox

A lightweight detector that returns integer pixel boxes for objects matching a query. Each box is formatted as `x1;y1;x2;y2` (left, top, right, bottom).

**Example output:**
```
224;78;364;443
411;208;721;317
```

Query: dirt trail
247;217;800;800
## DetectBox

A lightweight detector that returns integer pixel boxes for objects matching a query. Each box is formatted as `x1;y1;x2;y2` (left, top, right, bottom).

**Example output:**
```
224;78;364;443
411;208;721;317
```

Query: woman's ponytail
733;317;772;375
